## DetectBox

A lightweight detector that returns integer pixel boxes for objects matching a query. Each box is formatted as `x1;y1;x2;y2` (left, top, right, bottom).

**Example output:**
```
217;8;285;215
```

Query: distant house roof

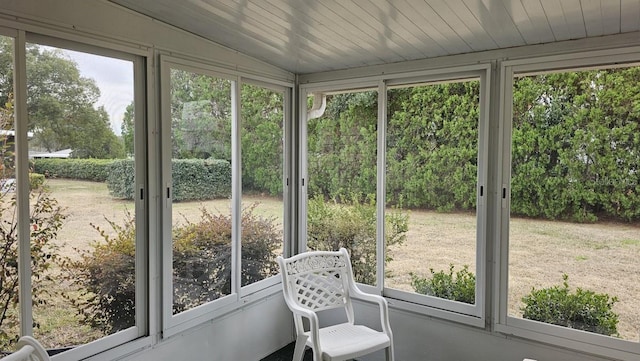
29;149;72;159
0;130;34;138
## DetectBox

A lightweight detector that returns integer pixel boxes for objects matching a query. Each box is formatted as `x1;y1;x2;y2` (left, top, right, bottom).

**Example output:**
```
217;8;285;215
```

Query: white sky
60;49;134;136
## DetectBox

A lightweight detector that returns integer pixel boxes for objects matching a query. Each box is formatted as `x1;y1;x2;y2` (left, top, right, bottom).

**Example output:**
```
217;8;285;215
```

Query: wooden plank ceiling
110;0;640;74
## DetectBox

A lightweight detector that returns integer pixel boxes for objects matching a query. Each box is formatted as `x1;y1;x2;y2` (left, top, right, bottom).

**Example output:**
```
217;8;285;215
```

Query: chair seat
306;323;391;361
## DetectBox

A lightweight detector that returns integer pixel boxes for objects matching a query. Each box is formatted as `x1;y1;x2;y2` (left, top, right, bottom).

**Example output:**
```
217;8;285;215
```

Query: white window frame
298;64;490;327
496;47;640;361
382;66;490;327
160;55;293;337
8;32;150;361
238;77;291;296
298;79;380;296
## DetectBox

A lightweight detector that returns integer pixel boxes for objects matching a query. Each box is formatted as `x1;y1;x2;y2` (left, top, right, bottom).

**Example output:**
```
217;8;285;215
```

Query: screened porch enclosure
0;1;639;361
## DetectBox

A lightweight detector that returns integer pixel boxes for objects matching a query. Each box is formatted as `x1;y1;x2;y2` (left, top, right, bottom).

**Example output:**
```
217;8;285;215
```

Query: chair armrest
349;285;393;335
282;298;322;349
282;296;320;331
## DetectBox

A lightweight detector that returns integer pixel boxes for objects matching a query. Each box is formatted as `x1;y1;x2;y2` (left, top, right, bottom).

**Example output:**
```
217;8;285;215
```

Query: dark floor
260;342;313;361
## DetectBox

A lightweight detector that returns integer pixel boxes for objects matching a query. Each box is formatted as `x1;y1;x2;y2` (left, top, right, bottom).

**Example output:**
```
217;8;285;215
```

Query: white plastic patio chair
277;248;394;361
1;336;49;361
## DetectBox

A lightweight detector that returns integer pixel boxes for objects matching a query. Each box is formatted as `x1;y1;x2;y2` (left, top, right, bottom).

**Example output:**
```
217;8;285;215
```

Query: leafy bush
0;187;66;349
64;204;280;331
173;204;280;312
521;274;619;336
411;264;475;304
62;212;136;333
29;173;45;189
34;158;114;181
306;195;408;285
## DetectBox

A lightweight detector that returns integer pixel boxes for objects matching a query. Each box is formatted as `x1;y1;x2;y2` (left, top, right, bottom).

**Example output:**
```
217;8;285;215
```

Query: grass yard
386;209;640;341
25;179;640;347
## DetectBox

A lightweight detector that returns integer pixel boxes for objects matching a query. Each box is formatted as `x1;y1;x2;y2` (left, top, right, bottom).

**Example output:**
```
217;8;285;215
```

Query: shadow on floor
260;342;312;361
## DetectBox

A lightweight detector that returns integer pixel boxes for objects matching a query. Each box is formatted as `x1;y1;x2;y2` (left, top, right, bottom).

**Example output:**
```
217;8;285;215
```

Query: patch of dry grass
386;209;640;341
31;179;640;346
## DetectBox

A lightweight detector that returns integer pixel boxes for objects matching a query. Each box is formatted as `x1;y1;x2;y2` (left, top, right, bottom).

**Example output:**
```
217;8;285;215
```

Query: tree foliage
241;84;284;196
307;92;378;203
169;68;232;160
386;82;479;211
511;69;640;221
121;103;134;156
0;38;124;158
305;69;640;222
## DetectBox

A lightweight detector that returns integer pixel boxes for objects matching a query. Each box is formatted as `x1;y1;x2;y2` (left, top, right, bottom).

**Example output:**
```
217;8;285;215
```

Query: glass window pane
240;83;284;287
0;35;19;352
306;90;378;286
385;80;480;305
25;43;135;347
509;67;640;341
169;68;233;314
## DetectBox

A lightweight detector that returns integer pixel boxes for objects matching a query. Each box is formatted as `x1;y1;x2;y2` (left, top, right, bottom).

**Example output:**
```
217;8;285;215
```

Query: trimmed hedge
34;158;231;201
34;158;114;181
106;158;231;201
106;159;135;199
172;159;231;201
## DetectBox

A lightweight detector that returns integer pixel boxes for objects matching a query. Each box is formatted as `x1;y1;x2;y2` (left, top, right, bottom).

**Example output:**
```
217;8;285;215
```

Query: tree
240;84;284;196
0;38;124;158
169;68;232;160
511;69;640;222
121;103;134;156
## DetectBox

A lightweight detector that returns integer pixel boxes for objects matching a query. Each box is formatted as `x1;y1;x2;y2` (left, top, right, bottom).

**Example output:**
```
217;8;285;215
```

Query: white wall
336;301;609;361
124;293;293;361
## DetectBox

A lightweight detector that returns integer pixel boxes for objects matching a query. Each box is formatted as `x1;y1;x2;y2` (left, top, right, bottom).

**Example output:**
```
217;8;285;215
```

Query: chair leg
292;335;307;361
311;347;322;361
385;345;394;361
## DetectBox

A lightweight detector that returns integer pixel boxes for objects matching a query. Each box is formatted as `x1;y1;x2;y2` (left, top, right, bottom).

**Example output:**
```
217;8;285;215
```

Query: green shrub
521;274;619;336
29;173;45;189
306;195;408;285
62;211;136;333
410;264;475;304
173;204;280;312
64;204;280;331
34;158;114;181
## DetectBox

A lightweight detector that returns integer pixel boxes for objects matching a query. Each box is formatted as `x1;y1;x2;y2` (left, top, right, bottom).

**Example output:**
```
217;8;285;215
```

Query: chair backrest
279;249;352;313
1;337;49;361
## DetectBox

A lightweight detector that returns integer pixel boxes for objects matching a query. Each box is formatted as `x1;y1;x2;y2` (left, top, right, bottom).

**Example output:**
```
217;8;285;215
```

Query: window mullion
376;80;387;293
231;78;241;296
14;29;32;338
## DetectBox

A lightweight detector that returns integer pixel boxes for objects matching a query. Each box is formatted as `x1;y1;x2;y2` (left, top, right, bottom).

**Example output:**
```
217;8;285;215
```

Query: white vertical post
231;78;241;295
14;30;32;337
283;86;293;257
298;89;308;253
376;80;387;293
